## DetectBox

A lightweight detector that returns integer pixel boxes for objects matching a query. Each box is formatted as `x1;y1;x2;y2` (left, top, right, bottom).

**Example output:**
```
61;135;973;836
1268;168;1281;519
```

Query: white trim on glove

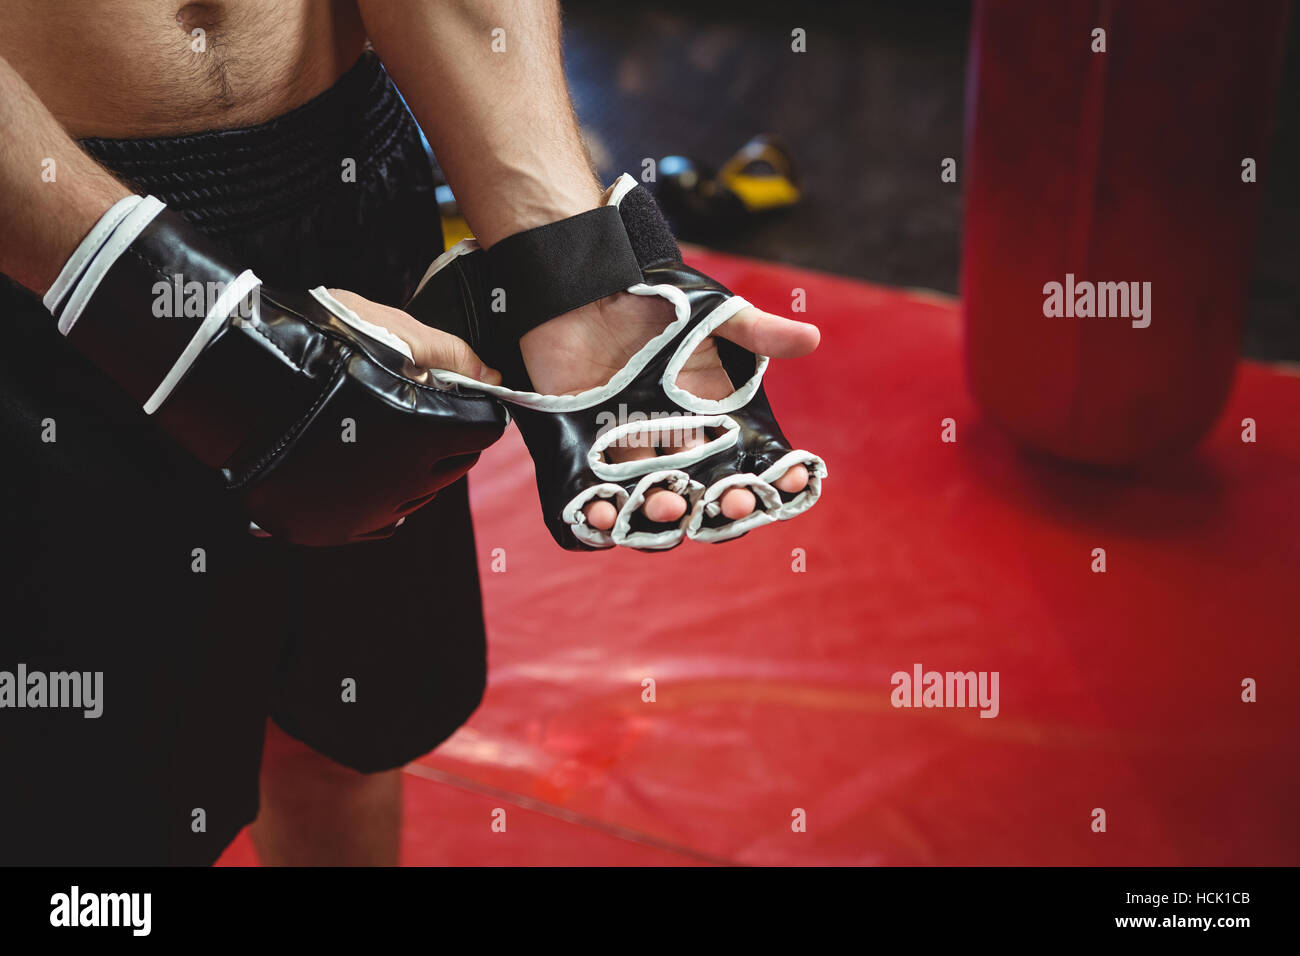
43;195;145;316
53;196;166;336
145;268;262;414
309;287;416;363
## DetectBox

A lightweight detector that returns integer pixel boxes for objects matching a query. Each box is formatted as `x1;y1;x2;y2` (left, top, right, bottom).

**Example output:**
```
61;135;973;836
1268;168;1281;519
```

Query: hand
519;291;820;529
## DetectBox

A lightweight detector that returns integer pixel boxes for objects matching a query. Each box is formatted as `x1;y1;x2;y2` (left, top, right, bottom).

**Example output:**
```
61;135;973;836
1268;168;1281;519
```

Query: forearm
356;0;600;248
0;54;131;295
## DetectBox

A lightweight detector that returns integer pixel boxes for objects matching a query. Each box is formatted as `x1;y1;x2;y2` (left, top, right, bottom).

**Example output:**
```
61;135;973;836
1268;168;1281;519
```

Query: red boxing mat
219;248;1300;866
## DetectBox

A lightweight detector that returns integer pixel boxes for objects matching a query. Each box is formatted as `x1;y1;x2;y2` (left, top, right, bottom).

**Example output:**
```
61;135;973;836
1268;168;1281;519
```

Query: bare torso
0;0;367;138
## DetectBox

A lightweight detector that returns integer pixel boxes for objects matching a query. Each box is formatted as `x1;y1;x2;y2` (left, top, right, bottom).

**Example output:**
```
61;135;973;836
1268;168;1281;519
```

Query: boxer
0;1;820;864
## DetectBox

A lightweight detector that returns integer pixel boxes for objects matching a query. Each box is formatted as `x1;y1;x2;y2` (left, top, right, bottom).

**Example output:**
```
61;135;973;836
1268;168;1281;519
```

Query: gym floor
561;0;1300;362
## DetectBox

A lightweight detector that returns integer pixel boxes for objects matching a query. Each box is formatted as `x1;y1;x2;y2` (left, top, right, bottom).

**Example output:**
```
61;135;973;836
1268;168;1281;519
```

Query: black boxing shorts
0;52;488;865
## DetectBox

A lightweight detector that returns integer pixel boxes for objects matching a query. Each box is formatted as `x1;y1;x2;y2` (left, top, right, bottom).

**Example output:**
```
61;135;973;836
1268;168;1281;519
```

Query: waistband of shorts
76;51;421;227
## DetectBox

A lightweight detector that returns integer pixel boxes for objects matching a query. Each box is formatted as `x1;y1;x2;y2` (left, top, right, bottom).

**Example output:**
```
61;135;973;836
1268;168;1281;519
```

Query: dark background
561;0;1300;362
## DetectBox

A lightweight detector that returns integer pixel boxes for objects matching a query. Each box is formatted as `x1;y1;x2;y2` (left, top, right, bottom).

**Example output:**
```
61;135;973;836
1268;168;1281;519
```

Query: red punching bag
961;0;1291;466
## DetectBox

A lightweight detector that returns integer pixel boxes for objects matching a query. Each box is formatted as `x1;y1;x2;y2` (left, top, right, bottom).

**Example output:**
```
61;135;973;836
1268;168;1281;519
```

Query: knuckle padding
239;373;503;546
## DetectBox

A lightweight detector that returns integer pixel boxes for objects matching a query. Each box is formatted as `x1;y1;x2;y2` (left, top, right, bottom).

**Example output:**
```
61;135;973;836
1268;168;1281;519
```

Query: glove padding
45;196;507;546
405;174;825;552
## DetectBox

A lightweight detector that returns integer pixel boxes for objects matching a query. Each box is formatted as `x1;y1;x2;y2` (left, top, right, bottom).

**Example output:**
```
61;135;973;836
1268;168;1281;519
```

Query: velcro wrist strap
615;182;682;270
485;205;644;340
412;177;682;369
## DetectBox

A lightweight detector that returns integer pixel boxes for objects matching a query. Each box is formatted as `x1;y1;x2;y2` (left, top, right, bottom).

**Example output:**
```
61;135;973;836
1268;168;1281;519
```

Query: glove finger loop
687;474;781;543
589;414;739;482
757;450;827;519
660;296;770;415
562;483;630;550
610;469;704;551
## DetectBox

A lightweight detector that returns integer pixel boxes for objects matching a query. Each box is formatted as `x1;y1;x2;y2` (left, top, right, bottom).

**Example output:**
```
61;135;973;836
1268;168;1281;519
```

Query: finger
643;487;688;523
773;464;809;493
655;421;717;460
584;498;618;531
604;430;658;463
408;325;501;385
712;305;819;359
719;486;757;520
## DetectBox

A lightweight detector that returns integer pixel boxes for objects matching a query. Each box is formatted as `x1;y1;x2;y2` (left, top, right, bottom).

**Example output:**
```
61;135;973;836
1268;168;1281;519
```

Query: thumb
325;289;501;385
407;325;503;386
712;305;820;359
